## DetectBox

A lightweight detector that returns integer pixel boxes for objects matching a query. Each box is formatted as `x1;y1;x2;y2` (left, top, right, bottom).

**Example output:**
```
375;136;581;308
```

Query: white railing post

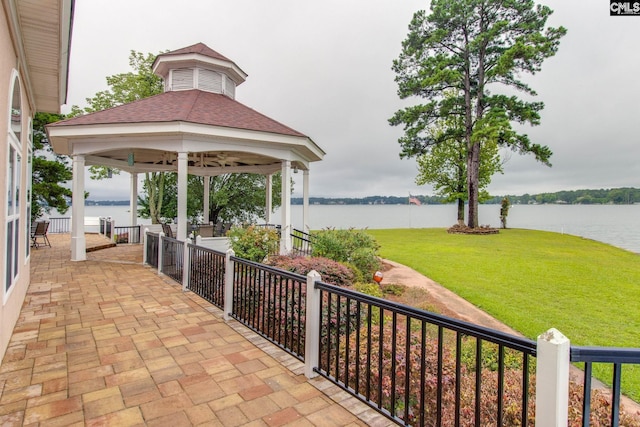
535;328;570;427
182;238;191;292
158;232;165;275
142;228;149;265
304;270;321;379
110;219;116;240
223;249;235;321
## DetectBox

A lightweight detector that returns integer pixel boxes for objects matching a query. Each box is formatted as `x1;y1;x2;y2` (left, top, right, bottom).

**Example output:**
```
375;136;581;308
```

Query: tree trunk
146;172;165;224
466;7;487;229
457;197;465;224
467;141;480;228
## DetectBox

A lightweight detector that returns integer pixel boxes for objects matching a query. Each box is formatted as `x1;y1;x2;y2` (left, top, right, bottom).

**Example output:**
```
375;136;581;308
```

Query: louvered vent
198;69;222;93
171;69;194;90
224;77;236;99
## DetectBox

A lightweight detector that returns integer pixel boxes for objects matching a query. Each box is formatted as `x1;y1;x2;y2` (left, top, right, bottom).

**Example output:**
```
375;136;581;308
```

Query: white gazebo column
280;161;292;254
203;176;210;224
303;169;310;233
71;155;86;261
177;152;188;240
265;174;272;224
129;172;138;226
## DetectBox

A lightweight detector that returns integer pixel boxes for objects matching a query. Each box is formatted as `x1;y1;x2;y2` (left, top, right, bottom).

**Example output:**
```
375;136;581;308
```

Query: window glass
10;76;21;141
6;221;13;292
7;145;14;216
6;73;23;295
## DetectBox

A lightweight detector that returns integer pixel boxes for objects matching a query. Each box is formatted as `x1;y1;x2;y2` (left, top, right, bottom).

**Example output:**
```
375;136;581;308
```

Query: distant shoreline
86;185;640;206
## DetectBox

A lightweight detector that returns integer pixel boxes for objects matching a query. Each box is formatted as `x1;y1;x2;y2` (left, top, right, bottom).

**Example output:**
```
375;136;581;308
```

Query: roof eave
47;120;325;163
8;0;75;113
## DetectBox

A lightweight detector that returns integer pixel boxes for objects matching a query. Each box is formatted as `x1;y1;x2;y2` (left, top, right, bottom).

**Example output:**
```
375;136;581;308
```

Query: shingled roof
160;42;232;62
49;89;306;138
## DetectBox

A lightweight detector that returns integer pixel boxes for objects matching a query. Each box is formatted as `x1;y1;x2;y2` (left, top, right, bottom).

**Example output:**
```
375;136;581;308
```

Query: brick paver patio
0;233;392;426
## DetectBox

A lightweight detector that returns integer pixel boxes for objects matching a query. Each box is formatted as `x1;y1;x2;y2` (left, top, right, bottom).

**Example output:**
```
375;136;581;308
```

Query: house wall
0;5;33;360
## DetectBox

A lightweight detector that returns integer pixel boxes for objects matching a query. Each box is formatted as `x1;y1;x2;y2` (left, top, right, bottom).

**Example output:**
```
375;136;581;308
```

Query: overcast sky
65;0;639;200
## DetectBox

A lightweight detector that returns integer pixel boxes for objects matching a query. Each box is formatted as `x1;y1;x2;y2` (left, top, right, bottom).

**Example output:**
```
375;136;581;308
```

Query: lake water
56;204;640;254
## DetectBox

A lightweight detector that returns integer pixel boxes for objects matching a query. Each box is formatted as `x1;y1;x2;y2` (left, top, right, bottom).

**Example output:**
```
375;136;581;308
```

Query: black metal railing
291;228;312;256
571;346;640;426
187;244;226;308
48;217;70;233
231;257;307;361
113;225;141;244
160;236;184;283
143;231;640;426
256;224;313;256
146;233;159;268
314;281;536;426
105;220;112;239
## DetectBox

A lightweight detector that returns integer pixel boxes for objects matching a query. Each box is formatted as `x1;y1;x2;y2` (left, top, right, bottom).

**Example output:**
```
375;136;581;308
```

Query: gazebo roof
49;89;305;137
51;42;317;250
161;42;233;62
47;43;324;177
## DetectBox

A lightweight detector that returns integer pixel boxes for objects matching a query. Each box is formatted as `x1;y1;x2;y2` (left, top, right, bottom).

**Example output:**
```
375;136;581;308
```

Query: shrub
355;282;383;298
228;225;279;263
311;228;381;278
381;283;405;296
265;255;355;287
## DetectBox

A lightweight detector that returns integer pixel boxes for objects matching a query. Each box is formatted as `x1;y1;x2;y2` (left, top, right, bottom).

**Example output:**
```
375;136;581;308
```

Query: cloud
66;0;639;200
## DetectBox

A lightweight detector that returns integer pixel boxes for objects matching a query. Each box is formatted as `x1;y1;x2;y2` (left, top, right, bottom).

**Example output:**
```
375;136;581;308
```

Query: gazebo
47;43;325;261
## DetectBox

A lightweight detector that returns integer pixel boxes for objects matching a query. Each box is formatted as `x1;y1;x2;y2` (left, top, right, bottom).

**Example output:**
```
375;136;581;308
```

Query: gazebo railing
47;217;70;234
113;225;141;244
160;235;184;283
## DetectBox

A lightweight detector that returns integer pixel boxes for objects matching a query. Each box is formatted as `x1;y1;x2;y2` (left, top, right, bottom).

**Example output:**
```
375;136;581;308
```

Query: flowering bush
265;255;355;287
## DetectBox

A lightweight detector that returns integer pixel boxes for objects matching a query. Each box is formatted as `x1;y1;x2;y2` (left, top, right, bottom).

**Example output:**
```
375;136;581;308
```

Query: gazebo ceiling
84;147;287;177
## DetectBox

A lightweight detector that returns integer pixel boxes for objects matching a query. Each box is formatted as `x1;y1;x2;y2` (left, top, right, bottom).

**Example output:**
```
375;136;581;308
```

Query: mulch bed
446;224;500;235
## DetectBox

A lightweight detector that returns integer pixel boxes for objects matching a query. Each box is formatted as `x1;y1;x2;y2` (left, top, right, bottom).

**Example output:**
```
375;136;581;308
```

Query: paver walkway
0;234;392;426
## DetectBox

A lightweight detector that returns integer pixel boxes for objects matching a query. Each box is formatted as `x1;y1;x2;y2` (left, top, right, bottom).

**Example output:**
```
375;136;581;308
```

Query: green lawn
367;228;640;399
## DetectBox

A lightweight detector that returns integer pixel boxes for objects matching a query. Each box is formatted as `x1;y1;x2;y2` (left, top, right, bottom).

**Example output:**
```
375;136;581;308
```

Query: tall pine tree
390;0;566;228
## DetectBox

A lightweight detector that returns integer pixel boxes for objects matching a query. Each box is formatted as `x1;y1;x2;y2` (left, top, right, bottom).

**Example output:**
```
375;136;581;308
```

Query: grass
367;227;640;400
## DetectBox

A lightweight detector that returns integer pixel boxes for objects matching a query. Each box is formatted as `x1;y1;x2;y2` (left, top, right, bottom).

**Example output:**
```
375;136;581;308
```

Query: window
171;69;194;90
6;73;22;295
198;69;222;93
25;119;32;258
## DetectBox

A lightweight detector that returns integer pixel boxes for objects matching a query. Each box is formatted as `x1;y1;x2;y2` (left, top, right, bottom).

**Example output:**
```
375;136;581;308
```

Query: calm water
281;204;640;254
55;204;640;254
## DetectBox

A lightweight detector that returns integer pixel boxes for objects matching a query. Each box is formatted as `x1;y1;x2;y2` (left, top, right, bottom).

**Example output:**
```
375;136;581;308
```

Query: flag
409;196;421;205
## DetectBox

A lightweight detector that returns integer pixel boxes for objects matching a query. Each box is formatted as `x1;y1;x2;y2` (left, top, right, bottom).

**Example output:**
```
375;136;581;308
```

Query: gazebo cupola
152;43;248;99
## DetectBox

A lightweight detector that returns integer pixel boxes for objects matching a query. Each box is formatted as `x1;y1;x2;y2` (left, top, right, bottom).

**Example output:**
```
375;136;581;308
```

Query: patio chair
199;225;214;237
161;223;174;238
31;221;51;248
